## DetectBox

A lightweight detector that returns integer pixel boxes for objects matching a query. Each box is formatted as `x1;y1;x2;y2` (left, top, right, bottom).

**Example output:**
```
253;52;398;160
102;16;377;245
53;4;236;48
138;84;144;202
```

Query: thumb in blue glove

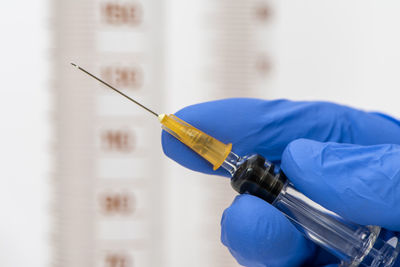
281;139;400;231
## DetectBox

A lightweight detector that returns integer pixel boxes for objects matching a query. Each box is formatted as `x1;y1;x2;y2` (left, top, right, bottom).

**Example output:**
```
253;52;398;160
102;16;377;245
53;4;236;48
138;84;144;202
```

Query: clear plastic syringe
72;63;400;267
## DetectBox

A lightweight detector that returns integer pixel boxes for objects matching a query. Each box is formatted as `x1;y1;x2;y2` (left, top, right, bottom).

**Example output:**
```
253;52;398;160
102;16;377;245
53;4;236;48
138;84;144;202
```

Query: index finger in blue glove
162;98;400;176
281;139;400;230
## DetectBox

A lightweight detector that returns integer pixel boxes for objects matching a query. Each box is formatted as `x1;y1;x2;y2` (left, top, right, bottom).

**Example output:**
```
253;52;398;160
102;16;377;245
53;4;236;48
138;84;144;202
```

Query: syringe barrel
230;154;400;267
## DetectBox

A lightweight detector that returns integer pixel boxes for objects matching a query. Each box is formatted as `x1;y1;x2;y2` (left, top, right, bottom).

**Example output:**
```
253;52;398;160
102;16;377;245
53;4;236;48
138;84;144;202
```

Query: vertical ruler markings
52;0;164;266
53;1;274;266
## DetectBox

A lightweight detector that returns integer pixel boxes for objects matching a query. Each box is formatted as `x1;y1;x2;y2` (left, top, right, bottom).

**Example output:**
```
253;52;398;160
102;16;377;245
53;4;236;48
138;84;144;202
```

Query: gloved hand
161;98;400;267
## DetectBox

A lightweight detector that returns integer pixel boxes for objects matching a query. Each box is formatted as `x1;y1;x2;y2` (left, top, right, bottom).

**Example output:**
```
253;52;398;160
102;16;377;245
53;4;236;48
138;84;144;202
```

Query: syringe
71;63;400;267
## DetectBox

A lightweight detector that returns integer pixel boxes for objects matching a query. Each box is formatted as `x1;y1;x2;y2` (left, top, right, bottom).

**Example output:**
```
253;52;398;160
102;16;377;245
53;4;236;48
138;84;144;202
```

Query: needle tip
70;62;78;68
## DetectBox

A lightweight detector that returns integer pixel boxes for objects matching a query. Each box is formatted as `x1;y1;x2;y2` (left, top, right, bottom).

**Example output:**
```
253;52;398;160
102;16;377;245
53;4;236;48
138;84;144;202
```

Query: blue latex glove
161;98;400;267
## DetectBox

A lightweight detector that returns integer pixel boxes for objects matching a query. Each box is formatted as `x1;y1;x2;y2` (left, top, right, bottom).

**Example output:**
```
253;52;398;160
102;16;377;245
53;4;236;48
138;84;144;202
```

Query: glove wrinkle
282;139;400;230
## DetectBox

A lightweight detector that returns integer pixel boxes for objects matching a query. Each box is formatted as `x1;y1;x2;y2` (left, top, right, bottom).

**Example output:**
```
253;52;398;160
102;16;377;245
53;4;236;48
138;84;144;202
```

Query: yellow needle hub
159;114;232;170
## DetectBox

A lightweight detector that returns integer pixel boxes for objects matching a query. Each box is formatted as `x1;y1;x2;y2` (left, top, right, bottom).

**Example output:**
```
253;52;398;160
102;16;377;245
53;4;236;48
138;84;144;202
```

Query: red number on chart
101;130;135;153
100;193;135;215
101;3;142;26
105;253;131;267
101;66;143;89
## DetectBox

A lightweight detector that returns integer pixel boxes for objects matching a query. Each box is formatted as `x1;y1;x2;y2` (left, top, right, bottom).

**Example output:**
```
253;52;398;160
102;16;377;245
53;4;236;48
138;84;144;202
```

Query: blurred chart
53;1;164;266
164;1;275;266
52;1;274;266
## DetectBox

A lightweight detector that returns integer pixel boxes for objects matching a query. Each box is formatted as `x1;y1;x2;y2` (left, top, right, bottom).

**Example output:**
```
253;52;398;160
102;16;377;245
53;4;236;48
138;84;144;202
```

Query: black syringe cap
230;154;287;204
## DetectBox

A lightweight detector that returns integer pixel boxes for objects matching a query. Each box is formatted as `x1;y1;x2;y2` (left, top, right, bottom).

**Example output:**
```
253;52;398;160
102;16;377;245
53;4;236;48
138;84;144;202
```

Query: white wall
0;1;49;266
273;0;400;116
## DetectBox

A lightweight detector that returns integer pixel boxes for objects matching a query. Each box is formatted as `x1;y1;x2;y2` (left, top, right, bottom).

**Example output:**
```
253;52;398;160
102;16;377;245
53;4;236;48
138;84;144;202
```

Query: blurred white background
0;0;49;266
1;0;400;266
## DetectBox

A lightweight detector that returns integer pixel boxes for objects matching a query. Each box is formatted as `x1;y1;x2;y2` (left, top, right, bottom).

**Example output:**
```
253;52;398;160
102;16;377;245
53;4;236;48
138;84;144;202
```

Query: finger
162;98;400;175
281;139;400;230
221;194;315;267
